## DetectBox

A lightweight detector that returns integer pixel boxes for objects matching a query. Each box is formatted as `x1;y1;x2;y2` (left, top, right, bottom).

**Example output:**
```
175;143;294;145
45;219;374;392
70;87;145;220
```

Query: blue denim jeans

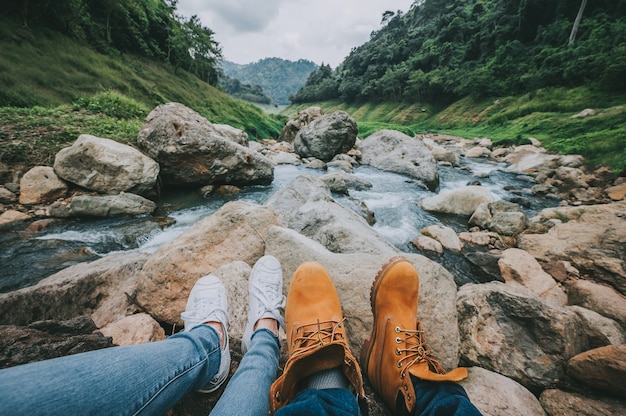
276;376;482;416
0;325;281;416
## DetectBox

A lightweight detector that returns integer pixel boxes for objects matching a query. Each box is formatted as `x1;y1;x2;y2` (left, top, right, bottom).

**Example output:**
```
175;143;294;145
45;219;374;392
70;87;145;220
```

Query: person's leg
411;378;482;416
276;388;360;416
361;257;471;415
0;325;221;416
210;255;286;416
269;261;365;414
0;274;231;416
210;329;280;415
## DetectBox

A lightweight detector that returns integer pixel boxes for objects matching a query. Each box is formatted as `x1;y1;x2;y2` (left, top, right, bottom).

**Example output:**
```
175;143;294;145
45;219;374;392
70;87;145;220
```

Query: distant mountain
221;58;318;105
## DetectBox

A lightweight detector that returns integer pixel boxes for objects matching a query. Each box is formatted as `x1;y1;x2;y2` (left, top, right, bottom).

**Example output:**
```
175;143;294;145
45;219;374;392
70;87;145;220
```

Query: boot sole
360;256;410;379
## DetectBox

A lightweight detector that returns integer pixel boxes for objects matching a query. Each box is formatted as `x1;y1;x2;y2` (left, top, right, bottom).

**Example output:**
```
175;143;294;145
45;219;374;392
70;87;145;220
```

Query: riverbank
1;107;625;414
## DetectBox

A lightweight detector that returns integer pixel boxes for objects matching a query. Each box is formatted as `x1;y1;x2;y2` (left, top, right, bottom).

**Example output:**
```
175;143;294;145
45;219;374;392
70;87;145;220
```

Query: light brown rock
540;388;626;416
567;344;626;397
19;166;68;205
100;313;165;345
499;248;567;305
0;210;30;228
135;200;282;324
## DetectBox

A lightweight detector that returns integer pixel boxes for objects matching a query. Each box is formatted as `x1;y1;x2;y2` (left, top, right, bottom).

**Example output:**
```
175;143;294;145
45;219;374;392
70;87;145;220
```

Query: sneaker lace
395;321;446;379
290;318;346;358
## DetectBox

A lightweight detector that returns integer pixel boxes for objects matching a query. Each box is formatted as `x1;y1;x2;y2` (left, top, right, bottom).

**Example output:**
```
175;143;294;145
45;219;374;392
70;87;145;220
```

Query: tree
569;0;588;46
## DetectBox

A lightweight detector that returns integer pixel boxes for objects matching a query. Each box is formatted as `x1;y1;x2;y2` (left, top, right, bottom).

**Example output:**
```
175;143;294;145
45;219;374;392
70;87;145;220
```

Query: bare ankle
254;318;279;336
205;321;226;348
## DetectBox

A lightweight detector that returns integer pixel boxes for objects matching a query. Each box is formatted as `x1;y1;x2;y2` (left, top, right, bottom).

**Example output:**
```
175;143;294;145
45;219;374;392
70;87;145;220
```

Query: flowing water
0;158;561;293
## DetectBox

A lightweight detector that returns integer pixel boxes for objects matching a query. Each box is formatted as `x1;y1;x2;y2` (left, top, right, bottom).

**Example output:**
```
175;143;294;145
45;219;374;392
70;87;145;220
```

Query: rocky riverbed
0;104;625;415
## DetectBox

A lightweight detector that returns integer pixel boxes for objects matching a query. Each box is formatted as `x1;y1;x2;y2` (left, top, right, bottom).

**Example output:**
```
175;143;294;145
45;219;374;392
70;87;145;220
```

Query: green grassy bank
0;17;284;173
287;87;626;174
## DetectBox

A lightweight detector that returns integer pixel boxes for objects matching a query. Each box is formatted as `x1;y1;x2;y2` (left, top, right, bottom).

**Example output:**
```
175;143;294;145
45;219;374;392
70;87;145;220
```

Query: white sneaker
242;255;286;354
180;274;230;393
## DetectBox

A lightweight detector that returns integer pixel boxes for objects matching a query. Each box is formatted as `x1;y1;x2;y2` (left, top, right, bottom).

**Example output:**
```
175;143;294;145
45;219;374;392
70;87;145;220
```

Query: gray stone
294;110;357;162
69;193;157;217
54;135;159;197
359;130;439;191
137;102;272;187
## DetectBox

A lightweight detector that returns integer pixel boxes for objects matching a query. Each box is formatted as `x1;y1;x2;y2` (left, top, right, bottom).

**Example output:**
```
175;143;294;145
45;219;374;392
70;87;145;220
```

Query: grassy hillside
286;87;626;173
0;17;284;173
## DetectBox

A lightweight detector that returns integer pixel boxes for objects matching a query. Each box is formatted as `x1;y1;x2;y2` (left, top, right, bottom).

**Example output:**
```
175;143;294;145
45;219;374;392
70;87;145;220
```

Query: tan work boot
361;257;468;414
269;262;365;413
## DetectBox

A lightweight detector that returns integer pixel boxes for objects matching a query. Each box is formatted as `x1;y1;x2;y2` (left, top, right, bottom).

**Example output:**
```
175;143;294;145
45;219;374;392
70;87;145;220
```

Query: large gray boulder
137;102;273;187
264;174;397;256
54;134;159;197
358;130;439;191
457;282;591;391
294;110;357;162
135;201;282;324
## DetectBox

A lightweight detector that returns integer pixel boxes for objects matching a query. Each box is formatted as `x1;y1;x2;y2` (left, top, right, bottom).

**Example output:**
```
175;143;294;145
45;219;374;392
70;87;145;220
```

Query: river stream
0;158;561;293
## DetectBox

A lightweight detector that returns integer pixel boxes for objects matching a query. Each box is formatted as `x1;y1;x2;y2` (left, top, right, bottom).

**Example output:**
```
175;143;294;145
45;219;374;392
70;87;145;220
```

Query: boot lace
395;321;446;379
290;318;346;358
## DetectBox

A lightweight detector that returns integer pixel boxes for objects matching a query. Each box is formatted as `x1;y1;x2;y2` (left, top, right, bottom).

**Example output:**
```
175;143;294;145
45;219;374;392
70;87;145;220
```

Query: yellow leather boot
269;262;365;413
361;257;468;414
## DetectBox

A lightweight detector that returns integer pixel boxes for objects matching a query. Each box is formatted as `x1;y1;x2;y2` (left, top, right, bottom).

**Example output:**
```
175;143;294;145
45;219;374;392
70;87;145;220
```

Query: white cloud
176;0;414;67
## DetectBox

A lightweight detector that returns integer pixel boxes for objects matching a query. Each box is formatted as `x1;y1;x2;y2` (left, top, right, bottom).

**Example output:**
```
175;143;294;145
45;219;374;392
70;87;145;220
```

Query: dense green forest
219;75;272;105
222;58;318;105
292;0;626;104
0;0;223;89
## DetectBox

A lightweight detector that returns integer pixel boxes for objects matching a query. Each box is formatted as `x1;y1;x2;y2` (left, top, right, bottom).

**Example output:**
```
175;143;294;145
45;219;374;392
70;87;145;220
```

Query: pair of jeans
276;376;482;416
0;325;280;416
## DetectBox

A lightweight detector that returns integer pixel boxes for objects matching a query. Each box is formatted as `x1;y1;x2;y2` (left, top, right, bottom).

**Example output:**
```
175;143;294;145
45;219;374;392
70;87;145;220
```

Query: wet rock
0;210;30;229
359;130;439;191
420;224;463;251
410;235;443;255
54;135;159;197
0;252;148;328
420;186;496;217
265;174;396;257
69;193;157;217
0;185;18;203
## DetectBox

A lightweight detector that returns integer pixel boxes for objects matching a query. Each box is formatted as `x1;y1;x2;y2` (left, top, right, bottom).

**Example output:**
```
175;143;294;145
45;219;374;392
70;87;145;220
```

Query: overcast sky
176;0;415;67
